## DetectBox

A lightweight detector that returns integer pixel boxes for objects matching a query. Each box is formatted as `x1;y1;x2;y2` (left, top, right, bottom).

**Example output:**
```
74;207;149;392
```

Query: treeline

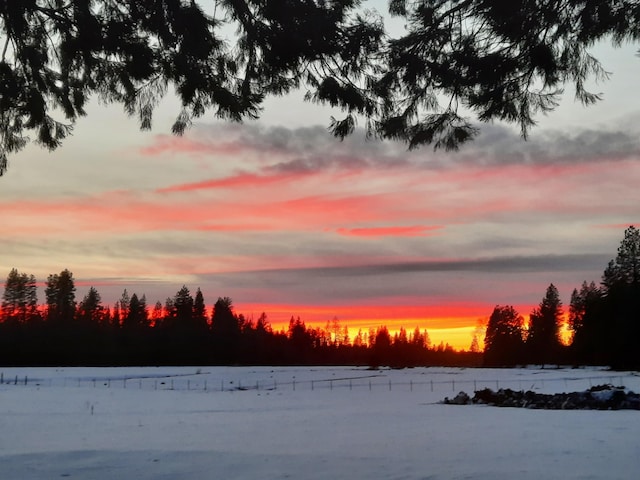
2;226;638;369
485;226;640;369
0;272;479;367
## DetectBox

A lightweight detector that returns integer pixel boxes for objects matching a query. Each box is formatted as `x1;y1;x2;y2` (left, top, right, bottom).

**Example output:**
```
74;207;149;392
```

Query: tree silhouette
77;286;104;324
3;1;640;174
483;305;525;366
192;287;208;330
151;300;163;327
123;293;148;329
1;268;38;324
598;226;640;368
568;281;601;337
211;296;240;362
527;284;563;365
173;285;194;327
44;269;76;324
602;226;640;291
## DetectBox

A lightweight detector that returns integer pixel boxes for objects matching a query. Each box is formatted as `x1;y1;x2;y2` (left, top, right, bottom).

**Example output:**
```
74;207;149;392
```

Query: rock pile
442;384;640;410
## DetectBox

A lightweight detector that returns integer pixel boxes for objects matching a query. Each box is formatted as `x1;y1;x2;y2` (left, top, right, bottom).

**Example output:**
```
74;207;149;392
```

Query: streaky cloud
140;120;640;175
219;253;609;277
336;225;444;238
156;171;311;193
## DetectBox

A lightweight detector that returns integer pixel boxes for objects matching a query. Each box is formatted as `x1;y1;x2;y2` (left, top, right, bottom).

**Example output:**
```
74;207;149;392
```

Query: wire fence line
2;370;639;394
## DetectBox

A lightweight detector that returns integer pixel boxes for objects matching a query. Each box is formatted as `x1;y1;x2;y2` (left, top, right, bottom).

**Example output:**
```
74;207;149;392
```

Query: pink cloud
156;171;312;193
336;225;444;238
138;135;249;157
6;159;640;240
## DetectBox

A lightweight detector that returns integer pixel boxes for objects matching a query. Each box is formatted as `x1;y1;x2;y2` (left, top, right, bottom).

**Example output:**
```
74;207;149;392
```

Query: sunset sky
2;9;640;350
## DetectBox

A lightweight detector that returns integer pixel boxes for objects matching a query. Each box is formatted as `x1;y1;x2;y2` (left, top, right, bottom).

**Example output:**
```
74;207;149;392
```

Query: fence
2;369;639;395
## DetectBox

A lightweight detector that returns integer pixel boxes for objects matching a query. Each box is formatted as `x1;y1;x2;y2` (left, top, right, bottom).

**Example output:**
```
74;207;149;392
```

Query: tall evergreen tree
77;286;103;324
173;285;194;327
598;226;640;368
212;297;240;361
568;281;601;337
45;269;76;323
484;305;525;366
527;284;563;365
211;297;238;338
1;268;38;323
118;289;131;320
192;288;208;329
124;293;148;328
602;226;640;291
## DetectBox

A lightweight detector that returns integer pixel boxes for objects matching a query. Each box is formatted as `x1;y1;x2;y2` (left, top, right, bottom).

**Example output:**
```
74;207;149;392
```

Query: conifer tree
192;288;208;329
77;286;103;324
1;268;38;323
45;269;76;323
484;305;524;366
602;226;640;291
527;284;563;365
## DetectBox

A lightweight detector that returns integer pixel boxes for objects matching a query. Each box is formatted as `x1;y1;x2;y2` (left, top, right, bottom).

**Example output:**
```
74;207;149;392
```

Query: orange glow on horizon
235;302;492;351
233;302;573;352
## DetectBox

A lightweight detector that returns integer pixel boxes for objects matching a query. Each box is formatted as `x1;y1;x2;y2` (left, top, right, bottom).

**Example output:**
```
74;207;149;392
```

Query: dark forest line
1;226;638;369
0;275;480;367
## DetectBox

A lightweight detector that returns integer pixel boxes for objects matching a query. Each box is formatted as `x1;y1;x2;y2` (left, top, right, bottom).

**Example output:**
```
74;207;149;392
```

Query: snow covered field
2;366;640;479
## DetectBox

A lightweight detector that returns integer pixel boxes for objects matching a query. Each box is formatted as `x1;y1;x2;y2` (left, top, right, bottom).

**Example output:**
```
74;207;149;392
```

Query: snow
2;366;640;479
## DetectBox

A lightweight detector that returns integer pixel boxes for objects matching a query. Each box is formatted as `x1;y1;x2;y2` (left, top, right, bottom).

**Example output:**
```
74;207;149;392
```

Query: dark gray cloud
457;123;640;166
192;119;640;175
196;253;608;280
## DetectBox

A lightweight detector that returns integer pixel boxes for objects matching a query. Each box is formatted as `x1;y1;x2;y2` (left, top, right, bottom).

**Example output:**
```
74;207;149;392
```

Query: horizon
0;266;583;351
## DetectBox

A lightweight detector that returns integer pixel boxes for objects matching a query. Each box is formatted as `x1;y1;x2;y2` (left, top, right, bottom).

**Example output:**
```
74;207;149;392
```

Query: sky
2;7;640;350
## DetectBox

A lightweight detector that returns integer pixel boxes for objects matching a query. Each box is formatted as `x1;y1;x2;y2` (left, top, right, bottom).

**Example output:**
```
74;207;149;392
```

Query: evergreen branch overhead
1;1;640;175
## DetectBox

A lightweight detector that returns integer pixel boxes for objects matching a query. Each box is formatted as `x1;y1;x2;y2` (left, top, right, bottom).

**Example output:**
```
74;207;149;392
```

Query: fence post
256;380;259;391
369;380;372;391
93;379;96;388
430;380;433;392
14;375;18;385
24;376;28;386
389;380;392;391
204;380;207;391
410;380;413;392
312;381;314;391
